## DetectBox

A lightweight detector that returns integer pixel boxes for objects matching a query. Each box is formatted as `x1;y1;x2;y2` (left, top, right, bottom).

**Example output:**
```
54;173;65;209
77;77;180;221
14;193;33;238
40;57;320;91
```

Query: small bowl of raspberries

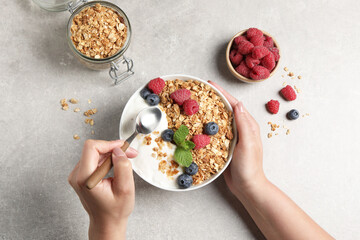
226;28;280;83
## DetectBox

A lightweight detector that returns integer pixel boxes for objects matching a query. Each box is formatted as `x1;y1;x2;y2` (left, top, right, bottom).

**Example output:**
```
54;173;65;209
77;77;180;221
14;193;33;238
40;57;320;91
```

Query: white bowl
119;74;237;191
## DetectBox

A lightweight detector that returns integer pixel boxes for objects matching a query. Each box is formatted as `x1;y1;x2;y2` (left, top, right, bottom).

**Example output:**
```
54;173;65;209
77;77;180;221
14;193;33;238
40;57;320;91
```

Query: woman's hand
68;139;137;240
209;81;266;197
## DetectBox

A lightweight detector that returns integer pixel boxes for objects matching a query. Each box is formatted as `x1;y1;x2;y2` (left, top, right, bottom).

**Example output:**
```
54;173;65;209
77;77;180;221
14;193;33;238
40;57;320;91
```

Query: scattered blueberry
177;174;193;189
140;87;151;99
287;109;299;120
161;129;174;142
185;162;198;176
204;122;219;135
145;93;160;106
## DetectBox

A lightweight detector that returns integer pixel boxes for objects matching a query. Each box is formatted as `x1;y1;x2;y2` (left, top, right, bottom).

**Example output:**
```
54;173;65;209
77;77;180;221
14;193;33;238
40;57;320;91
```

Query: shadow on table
214;176;266;240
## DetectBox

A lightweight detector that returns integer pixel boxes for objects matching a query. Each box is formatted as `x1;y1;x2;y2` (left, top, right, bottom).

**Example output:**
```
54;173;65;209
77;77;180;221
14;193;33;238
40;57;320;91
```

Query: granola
70;3;127;59
158;79;234;185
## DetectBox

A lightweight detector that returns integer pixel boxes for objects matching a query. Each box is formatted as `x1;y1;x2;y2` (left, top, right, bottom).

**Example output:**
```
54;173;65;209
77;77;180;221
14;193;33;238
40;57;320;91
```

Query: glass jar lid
32;0;85;12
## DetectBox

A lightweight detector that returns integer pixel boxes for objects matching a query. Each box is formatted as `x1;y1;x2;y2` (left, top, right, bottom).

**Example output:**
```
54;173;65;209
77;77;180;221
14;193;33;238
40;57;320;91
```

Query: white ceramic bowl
119;74;237;191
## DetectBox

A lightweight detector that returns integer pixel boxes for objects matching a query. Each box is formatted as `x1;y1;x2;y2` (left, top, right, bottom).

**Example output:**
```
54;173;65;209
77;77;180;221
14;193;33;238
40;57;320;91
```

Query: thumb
112;147;135;197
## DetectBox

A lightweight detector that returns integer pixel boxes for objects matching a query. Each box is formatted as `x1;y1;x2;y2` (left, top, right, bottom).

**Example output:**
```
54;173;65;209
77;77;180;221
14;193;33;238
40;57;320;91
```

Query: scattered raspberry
148;77;165;94
183;99;199;115
263;36;274;48
252;46;270;59
170;89;191;106
266;100;280;114
250;35;264;47
235;61;251;78
250;65;270;80
237;40;254;55
192;134;211;150
229;49;243;67
280;85;297;101
233;35;247;47
269;47;280;61
261;53;276;71
245;55;260;69
247;28;263;39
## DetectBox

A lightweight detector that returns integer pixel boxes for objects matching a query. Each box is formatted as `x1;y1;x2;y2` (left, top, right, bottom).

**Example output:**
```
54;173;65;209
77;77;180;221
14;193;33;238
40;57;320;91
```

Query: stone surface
1;0;360;239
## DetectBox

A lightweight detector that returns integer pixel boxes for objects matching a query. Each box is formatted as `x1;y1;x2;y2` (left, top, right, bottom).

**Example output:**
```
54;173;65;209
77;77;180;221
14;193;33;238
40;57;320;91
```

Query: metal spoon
86;107;162;189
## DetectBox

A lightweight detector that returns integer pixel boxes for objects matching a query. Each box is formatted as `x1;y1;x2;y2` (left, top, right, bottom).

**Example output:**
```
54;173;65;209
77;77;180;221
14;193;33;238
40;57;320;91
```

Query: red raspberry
280;85;297;101
183;99;199;115
247;28;263;39
148;77;165;94
170;89;191;106
233;35;247;46
235;61;251;78
192;134;211;150
261;52;276;71
263;36;274;48
229;49;243;67
237;40;254;55
269;47;280;61
250;66;270;80
266;100;280;114
249;35;264;47
245;55;260;69
252;46;270;59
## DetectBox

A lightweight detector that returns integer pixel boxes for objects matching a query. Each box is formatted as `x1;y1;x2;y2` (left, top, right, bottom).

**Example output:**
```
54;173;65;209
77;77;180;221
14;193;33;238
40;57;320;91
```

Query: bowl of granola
119;75;236;191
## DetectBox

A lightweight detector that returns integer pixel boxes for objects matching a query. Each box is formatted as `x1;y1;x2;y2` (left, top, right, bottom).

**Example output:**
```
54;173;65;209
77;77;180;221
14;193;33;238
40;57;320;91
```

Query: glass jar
32;0;134;85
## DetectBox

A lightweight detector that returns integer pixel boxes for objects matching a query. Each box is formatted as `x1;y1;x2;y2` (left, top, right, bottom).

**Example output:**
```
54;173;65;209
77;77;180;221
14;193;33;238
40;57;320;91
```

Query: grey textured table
1;0;360;239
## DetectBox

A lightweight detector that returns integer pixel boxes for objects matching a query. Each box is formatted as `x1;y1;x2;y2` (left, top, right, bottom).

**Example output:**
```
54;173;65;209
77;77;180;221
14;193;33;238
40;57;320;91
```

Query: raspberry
233;35;247;46
252;46;270;59
245;55;260;69
266;100;280;114
280;85;297;101
170;89;191;106
261;52;276;71
247;28;263;39
237;40;254;55
183;99;199;115
235;61;251;78
192;134;211;150
250;66;270;80
269;47;280;61
263;36;274;48
229;49;243;67
148;77;165;94
249;35;264;47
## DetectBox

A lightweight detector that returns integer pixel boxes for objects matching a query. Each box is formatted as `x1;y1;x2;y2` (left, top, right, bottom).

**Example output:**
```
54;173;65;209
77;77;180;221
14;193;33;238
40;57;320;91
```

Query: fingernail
237;102;245;113
113;147;125;157
127;147;138;155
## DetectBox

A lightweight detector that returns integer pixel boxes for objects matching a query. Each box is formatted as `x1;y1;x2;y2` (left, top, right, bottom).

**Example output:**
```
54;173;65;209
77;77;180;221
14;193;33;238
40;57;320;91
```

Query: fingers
208;80;239;108
111;147;135;197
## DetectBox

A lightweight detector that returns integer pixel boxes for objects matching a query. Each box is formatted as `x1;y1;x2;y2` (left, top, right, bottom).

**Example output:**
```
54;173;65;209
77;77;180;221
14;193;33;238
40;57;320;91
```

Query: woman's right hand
209;81;266;197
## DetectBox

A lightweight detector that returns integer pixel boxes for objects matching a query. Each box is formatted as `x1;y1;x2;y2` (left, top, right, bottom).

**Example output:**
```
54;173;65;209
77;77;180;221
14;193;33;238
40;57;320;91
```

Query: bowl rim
119;74;237;192
226;29;281;83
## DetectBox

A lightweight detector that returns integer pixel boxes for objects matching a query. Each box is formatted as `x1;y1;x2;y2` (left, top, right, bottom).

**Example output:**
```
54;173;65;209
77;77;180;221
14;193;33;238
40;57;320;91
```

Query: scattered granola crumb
284;67;288;71
143;135;152;145
267;133;273;138
60;99;69;110
91;130;95;135
153;131;160;135
281;75;284;78
291;77;295;79
294;85;301;93
88;99;92;104
151;153;156;158
70;98;78;104
74;108;80;112
288;72;294;77
73;134;80;140
306;113;310;116
268;122;280;131
298;75;302;79
286;129;290;135
275;133;279;136
282;82;287;86
84;108;97;117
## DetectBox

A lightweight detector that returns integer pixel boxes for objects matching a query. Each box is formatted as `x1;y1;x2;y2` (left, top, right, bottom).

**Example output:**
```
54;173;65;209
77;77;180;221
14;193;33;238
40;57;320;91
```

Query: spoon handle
85;139;132;190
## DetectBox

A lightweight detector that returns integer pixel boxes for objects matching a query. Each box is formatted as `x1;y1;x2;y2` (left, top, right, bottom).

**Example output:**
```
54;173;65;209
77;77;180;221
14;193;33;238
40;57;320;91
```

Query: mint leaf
173;125;189;146
184;140;195;150
174;147;193;167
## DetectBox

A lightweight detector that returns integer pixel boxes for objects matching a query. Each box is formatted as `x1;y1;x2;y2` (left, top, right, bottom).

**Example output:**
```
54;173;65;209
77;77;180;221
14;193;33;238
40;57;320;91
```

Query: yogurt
119;91;182;190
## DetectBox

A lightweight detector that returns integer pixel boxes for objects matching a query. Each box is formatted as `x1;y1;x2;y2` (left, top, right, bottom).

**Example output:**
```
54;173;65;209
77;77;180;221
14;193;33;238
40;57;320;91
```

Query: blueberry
145;93;160;106
140;88;151;99
161;129;174;142
204;122;219;135
185;162;198;175
287;109;299;120
177;174;193;189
